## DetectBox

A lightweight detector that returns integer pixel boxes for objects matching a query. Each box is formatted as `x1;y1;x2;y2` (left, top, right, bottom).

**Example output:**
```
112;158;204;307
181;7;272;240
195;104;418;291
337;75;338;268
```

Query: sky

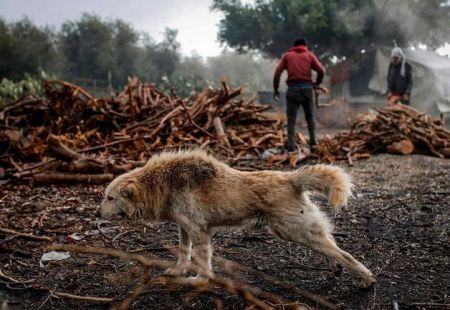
0;0;237;57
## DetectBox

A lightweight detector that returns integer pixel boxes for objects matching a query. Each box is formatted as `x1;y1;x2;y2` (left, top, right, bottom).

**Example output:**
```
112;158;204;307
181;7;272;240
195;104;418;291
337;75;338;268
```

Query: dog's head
97;172;143;220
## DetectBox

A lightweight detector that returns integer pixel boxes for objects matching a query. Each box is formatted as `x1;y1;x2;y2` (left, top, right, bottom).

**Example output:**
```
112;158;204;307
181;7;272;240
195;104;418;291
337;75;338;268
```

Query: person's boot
287;146;296;153
285;141;296;153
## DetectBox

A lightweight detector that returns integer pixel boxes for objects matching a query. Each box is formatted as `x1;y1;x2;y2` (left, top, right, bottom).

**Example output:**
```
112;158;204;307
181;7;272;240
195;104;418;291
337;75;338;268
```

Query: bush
0;72;48;106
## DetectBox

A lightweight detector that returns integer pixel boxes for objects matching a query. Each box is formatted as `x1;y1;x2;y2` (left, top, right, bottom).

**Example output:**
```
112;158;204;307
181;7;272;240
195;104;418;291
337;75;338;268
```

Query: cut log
386;139;415;155
47;134;82;161
32;173;114;185
68;158;105;174
213;117;231;147
441;147;450;158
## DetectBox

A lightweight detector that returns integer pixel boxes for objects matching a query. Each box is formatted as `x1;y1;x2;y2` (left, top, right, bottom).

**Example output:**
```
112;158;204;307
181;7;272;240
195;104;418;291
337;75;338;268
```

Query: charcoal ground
0;154;449;309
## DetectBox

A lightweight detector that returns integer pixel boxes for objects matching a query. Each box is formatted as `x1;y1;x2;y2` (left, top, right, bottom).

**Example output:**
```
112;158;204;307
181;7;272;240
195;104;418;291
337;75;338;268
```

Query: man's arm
273;55;286;100
310;54;325;85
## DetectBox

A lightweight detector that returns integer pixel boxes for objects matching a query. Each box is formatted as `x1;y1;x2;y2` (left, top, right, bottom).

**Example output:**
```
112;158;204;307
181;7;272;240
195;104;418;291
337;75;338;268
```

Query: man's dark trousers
286;86;316;151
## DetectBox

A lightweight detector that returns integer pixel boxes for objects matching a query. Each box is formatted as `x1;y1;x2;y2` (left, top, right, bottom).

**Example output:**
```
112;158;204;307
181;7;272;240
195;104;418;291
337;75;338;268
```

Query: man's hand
402;93;410;101
273;90;280;102
387;91;392;99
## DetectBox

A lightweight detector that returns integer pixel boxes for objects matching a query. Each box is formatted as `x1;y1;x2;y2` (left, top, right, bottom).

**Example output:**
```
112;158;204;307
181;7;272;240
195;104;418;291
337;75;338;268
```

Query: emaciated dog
97;150;376;288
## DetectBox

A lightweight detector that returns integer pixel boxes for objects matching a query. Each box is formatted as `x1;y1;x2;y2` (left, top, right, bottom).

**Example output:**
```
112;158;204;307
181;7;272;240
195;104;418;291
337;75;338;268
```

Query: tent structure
368;47;450;116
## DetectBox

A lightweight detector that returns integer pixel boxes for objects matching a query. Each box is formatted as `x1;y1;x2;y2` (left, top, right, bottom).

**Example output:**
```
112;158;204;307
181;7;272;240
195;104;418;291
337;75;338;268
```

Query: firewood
387;139;414;155
213;117;231;147
32;173;114;185
47;134;83;161
1;78;449;184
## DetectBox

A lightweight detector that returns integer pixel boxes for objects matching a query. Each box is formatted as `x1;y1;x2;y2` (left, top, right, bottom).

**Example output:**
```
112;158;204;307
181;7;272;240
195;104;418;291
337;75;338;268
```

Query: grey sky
0;0;237;57
1;1;448;57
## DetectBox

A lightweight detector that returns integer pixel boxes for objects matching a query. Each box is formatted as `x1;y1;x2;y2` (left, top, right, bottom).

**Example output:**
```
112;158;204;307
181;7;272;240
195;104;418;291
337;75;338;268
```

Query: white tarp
368;48;450;115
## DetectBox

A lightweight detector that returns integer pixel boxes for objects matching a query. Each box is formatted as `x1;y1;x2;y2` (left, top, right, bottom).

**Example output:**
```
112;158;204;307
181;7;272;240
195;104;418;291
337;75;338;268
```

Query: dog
97;149;376;288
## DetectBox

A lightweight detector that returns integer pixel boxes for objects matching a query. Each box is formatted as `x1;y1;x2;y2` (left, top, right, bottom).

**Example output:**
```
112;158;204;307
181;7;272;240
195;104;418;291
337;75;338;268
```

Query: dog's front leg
165;226;192;276
190;226;213;279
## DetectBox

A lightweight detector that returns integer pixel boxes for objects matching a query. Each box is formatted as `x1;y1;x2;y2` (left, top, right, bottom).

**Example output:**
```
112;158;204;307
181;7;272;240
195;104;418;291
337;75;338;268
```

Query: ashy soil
0;154;449;309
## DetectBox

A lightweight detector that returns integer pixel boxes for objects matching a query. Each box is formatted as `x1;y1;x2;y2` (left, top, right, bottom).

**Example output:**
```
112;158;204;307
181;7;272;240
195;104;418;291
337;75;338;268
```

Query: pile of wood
0;79;287;183
1;78;449;184
315;104;450;163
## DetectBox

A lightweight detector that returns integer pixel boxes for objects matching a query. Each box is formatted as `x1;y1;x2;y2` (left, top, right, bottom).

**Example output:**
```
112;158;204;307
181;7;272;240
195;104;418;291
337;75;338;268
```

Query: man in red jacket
273;37;325;152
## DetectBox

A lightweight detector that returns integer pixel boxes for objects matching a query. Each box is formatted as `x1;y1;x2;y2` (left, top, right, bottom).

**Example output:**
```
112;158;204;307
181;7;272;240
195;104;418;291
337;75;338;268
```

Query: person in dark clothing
387;47;413;105
273;37;325;152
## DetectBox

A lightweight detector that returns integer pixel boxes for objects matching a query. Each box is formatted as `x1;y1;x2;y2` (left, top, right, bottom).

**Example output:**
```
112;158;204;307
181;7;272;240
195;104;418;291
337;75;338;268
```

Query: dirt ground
0;154;449;309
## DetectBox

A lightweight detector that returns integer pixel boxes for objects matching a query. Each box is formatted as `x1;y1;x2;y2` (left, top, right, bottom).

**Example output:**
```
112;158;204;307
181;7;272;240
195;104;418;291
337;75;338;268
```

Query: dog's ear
119;180;138;200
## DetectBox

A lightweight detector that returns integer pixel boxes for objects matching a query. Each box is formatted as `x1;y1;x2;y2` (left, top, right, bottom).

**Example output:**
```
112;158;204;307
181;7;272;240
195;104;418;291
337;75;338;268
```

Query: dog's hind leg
328;235;343;277
165;226;192;276
270;215;376;288
309;233;375;288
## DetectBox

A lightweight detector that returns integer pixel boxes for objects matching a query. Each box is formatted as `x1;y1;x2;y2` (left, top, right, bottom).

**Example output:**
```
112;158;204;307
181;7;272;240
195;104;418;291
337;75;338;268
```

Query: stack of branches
0;78;285;184
315;104;450;164
1;78;449;184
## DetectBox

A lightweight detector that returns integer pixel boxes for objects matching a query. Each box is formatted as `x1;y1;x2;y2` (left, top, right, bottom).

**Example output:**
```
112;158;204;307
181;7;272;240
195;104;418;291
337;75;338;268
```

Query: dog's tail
290;165;353;210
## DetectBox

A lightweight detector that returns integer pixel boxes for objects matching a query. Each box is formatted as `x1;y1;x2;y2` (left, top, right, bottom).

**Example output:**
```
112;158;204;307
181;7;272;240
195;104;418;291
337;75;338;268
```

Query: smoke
337;0;449;48
372;0;423;44
336;4;371;36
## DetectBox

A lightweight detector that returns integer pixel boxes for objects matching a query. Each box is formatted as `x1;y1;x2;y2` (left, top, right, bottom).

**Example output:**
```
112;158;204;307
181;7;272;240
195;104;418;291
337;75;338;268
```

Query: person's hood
288;45;308;53
391;47;406;77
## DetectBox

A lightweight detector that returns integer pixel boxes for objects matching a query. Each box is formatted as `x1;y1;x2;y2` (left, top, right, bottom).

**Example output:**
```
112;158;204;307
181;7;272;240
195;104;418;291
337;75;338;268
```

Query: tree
111;20;140;86
59;14;115;82
212;0;450;61
151;28;181;77
0;18;59;80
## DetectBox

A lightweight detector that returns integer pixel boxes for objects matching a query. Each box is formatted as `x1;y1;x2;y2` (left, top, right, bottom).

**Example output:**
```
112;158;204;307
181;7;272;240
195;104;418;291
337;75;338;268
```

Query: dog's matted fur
98;149;376;288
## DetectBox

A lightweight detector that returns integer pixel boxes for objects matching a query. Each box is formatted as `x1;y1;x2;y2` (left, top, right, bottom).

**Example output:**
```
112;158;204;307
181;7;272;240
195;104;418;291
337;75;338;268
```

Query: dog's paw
360;275;376;289
164;266;188;277
331;263;343;277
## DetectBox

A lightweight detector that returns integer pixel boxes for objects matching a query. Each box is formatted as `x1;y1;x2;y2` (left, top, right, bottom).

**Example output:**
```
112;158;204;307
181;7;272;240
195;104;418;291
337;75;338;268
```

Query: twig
0;228;53;242
407;303;450;308
215;257;340;310
161;276;274;310
112;230;136;244
112;267;151;310
0;268;111;305
79;135;156;153
38;286;57;310
47;244;293;309
52;292;113;303
12;159;58;178
0;269;20;283
179;100;215;138
97;222;113;240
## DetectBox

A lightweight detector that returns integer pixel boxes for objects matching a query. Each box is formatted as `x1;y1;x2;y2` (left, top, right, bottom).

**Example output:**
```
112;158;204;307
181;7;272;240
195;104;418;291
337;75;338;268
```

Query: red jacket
273;46;325;90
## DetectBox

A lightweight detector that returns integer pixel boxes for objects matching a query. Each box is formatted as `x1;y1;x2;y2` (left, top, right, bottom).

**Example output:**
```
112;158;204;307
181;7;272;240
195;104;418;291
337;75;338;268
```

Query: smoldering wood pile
1;78;449;185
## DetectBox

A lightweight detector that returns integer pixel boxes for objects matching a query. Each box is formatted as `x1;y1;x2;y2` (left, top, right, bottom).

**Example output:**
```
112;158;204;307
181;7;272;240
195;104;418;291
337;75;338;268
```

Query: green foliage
60;14;117;84
0;14;278;95
212;0;450;61
0;71;48;105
